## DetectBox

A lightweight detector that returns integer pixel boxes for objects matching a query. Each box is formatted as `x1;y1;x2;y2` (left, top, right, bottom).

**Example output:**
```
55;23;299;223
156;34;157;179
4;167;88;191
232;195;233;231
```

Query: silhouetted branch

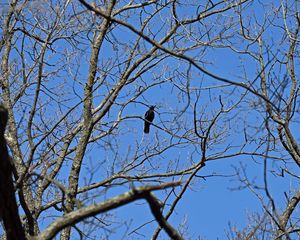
145;192;183;240
0;104;26;240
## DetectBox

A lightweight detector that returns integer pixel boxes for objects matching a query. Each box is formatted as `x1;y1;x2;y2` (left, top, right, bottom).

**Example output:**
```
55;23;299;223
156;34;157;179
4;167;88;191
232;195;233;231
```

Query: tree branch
0;104;26;240
35;182;181;240
145;192;183;240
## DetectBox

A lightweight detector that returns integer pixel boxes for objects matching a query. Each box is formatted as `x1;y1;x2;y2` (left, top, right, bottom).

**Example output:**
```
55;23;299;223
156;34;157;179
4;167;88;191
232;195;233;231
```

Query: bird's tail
144;122;150;133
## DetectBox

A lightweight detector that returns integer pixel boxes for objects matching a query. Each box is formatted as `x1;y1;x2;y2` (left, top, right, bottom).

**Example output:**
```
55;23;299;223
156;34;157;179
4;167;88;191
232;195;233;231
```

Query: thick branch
61;2;116;239
145;192;183;240
36;182;181;240
280;189;300;229
0;104;26;240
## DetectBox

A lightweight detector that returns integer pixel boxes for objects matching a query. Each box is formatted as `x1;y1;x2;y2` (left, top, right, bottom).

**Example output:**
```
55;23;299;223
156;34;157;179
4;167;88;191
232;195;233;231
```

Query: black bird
144;106;155;133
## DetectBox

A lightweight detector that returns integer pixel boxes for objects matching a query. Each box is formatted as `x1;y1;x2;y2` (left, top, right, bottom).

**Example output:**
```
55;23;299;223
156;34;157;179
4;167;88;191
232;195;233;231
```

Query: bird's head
150;105;155;110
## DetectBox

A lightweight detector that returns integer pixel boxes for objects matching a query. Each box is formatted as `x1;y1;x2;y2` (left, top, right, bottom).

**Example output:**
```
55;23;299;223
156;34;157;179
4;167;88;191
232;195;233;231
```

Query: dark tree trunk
0;104;26;240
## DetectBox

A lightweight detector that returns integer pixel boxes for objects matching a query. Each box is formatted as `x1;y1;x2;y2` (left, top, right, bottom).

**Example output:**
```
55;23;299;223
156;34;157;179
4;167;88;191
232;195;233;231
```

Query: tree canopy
0;0;299;239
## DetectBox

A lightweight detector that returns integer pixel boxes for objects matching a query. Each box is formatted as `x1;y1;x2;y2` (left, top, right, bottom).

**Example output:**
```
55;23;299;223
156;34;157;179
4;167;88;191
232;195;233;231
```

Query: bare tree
0;0;299;239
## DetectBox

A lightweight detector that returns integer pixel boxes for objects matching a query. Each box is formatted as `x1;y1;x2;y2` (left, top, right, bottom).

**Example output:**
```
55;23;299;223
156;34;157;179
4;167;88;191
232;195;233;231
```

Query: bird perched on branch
144;106;155;133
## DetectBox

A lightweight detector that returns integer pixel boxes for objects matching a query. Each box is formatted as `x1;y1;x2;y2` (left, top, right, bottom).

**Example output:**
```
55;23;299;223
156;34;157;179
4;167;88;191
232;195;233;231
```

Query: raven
144;106;155;133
